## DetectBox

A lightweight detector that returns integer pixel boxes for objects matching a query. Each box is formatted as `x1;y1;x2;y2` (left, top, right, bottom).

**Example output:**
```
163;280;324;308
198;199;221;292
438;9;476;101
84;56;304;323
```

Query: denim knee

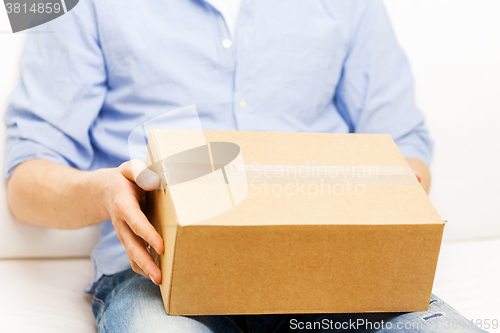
92;269;241;333
374;294;488;333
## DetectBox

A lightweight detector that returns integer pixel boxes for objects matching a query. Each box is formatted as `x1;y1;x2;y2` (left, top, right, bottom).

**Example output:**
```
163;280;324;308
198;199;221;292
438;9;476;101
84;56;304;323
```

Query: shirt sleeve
4;0;106;178
334;0;433;166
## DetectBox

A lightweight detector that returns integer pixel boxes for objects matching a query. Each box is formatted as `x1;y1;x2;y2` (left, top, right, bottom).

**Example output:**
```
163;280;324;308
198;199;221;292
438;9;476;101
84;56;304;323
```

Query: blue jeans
92;269;487;333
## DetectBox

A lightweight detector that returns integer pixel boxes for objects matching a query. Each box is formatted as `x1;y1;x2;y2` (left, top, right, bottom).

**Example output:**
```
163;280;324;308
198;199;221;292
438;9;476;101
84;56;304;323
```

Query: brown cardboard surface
144;130;445;315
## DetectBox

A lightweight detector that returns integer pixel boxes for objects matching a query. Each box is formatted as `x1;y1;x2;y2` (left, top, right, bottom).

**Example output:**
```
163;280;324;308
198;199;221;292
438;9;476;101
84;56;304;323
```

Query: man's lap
92;269;486;333
92;269;240;333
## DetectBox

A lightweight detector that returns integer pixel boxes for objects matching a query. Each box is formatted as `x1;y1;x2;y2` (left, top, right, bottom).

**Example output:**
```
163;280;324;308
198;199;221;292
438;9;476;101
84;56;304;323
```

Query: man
5;0;484;332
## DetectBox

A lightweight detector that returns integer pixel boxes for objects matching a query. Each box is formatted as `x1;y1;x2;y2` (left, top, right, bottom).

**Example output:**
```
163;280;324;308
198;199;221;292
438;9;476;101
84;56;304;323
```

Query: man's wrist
79;167;116;224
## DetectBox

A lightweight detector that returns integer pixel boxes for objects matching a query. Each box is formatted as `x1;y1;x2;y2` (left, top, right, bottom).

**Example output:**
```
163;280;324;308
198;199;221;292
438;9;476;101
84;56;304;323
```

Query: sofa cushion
0;259;96;333
0;210;100;259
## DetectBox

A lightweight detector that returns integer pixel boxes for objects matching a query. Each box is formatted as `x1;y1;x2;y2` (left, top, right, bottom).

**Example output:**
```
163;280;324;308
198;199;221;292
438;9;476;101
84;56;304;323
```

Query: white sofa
0;1;499;332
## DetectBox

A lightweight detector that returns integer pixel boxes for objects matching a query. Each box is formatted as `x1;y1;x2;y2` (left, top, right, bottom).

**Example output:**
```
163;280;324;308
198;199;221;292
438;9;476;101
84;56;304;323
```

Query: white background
385;0;500;241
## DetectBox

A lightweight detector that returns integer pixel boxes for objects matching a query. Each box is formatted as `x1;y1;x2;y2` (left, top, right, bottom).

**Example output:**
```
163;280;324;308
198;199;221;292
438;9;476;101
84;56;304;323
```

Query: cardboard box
143;129;445;316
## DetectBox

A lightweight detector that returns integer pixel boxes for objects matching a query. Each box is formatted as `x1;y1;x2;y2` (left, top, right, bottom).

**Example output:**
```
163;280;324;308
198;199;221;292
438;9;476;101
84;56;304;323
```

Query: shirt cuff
397;143;433;167
5;138;71;179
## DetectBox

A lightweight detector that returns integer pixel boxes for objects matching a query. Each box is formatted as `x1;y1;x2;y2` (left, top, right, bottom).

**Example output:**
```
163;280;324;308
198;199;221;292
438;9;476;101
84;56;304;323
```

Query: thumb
413;170;422;183
121;159;161;190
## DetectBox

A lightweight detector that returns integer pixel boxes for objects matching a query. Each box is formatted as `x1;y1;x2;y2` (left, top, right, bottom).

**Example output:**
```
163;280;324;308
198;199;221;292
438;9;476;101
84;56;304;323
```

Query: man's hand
413;170;422;183
406;158;430;193
105;160;164;285
7;158;164;285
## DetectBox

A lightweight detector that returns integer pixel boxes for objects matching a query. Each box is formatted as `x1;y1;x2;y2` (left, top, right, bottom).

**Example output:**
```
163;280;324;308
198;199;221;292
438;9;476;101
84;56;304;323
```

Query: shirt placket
232;0;254;131
203;0;241;130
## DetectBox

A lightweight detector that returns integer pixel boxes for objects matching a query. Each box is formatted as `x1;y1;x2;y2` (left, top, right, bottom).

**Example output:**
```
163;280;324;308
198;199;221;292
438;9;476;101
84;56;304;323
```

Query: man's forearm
406;157;431;194
6;157;430;230
6;159;113;229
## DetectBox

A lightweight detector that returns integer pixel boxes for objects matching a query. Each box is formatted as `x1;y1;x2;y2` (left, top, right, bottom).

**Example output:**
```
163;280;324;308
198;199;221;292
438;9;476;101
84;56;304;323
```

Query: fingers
414;170;422;183
119;159;160;191
113;195;164;255
113;160;163;285
136;167;161;190
115;218;162;285
130;259;148;278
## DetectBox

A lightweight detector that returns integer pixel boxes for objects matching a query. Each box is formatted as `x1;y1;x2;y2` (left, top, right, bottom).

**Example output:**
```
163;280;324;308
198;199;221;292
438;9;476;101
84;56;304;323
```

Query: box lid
146;129;443;227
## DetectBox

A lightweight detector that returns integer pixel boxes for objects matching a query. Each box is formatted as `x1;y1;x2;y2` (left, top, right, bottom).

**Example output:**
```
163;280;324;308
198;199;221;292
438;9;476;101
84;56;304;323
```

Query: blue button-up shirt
5;0;432;292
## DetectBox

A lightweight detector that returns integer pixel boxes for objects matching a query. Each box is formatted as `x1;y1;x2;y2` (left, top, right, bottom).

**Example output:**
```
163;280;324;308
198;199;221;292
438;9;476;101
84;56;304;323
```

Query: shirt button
222;39;232;49
239;98;247;109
